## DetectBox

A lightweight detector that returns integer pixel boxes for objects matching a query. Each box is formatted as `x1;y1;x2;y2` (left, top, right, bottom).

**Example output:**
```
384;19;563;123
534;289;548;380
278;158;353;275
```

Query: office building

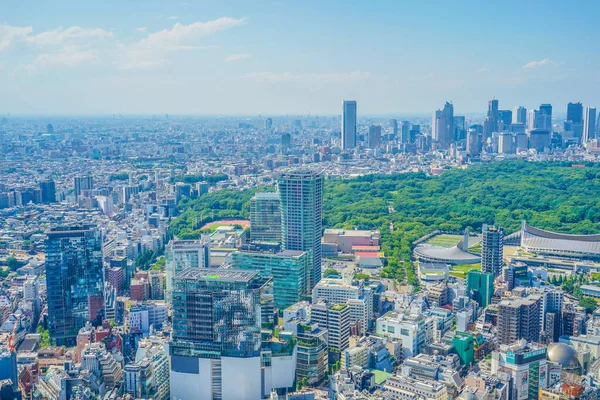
165;239;211;302
498;296;540;345
481;225;504;276
498;110;513;129
389;119;398;138
74;175;93;198
567;102;583;123
312;278;374;325
45;224;104;346
232;249;307;310
400;120;410;143
342;100;357;149
513;106;527;124
466;129;480;155
265;117;273;130
539;103;553;131
433;102;454;148
279;170;323;293
584;107;597;142
39;179;56;203
529;129;551;151
170;268;276;400
491;342;547;400
311;302;350;352
466;270;494;308
0;346;18;397
196;181;209;197
249;192;281;243
368;125;382;148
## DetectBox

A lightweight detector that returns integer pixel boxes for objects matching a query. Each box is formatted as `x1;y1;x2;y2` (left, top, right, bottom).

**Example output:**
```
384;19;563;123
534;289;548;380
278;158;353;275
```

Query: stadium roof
413;245;481;265
521;221;600;258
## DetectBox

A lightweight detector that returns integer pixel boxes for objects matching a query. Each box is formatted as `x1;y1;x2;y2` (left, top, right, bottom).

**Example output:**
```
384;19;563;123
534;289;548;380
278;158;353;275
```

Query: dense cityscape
0;94;600;400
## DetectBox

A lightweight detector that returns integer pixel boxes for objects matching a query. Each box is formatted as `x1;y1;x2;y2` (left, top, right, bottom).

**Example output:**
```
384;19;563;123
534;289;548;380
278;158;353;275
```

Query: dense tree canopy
171;161;600;283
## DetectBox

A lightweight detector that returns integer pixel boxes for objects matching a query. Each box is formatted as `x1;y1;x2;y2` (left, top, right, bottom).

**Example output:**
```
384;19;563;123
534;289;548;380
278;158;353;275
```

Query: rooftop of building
324;228;380;237
252;192;280;200
176;267;259;282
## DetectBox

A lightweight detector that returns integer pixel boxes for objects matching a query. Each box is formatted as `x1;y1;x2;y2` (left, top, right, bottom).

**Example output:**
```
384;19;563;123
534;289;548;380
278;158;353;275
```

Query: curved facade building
520;220;600;259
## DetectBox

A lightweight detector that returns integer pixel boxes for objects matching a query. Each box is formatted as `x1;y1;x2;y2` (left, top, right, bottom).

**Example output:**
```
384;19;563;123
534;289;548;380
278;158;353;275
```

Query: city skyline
1;0;599;115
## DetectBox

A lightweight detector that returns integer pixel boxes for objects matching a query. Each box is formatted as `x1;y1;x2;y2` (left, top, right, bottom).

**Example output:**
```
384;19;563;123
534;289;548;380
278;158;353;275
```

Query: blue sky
1;0;599;115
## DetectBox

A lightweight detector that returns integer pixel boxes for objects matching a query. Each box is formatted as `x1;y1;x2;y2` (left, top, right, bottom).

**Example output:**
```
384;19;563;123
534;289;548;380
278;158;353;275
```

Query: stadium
520;220;600;260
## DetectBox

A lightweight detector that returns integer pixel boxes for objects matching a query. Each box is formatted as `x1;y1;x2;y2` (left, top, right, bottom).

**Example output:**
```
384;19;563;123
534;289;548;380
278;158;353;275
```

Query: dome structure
547;343;578;367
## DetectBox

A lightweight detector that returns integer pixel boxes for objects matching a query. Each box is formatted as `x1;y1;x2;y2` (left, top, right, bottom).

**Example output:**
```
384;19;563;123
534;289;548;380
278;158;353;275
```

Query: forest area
170;161;600;285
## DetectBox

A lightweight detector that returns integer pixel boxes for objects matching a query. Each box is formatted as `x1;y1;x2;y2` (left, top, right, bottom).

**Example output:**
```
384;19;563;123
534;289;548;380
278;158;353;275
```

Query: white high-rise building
342;100;357;149
513;106;527;124
584;107;597;142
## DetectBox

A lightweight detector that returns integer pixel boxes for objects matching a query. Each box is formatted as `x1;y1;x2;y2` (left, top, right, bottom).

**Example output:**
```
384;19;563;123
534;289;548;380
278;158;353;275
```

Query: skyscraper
279;170;323;293
513;106;527;124
39;179;56;203
74;175;94;198
400;121;410;144
389;119;398;138
165;239;211;302
433;102;454;148
584;107;597;142
170;268;276;400
481;225;504;276
45;225;104;346
368;125;382;148
249;192;281;243
342;100;357;149
539;103;553;131
566;102;583;123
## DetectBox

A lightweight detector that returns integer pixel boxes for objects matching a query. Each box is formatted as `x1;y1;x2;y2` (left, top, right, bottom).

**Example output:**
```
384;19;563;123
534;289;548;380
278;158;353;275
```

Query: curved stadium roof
413;244;481;265
521;221;600;258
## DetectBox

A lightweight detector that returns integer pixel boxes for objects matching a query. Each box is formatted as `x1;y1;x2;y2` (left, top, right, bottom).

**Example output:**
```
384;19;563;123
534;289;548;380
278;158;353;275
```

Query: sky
1;0;599;116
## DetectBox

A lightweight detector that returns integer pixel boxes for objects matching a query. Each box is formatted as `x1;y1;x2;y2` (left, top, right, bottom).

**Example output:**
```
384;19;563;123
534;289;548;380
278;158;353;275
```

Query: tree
580;297;598;314
323;268;340;278
37;325;51;348
7;256;18;271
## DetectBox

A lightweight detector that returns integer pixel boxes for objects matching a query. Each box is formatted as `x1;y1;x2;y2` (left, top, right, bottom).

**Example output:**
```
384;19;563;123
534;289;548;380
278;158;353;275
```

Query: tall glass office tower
278;170;323;293
45;225;104;346
170;268;274;400
232;249;307;309
342;100;357;149
249;192;281;243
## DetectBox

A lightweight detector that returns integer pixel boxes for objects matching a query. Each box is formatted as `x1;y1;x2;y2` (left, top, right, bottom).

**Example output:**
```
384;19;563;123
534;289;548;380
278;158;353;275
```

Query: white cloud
522;58;562;69
136;27;148;32
476;67;489;73
20;47;98;73
167;16;179;20
225;53;250;62
25;26;112;46
242;71;371;83
0;25;33;51
119;17;246;70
